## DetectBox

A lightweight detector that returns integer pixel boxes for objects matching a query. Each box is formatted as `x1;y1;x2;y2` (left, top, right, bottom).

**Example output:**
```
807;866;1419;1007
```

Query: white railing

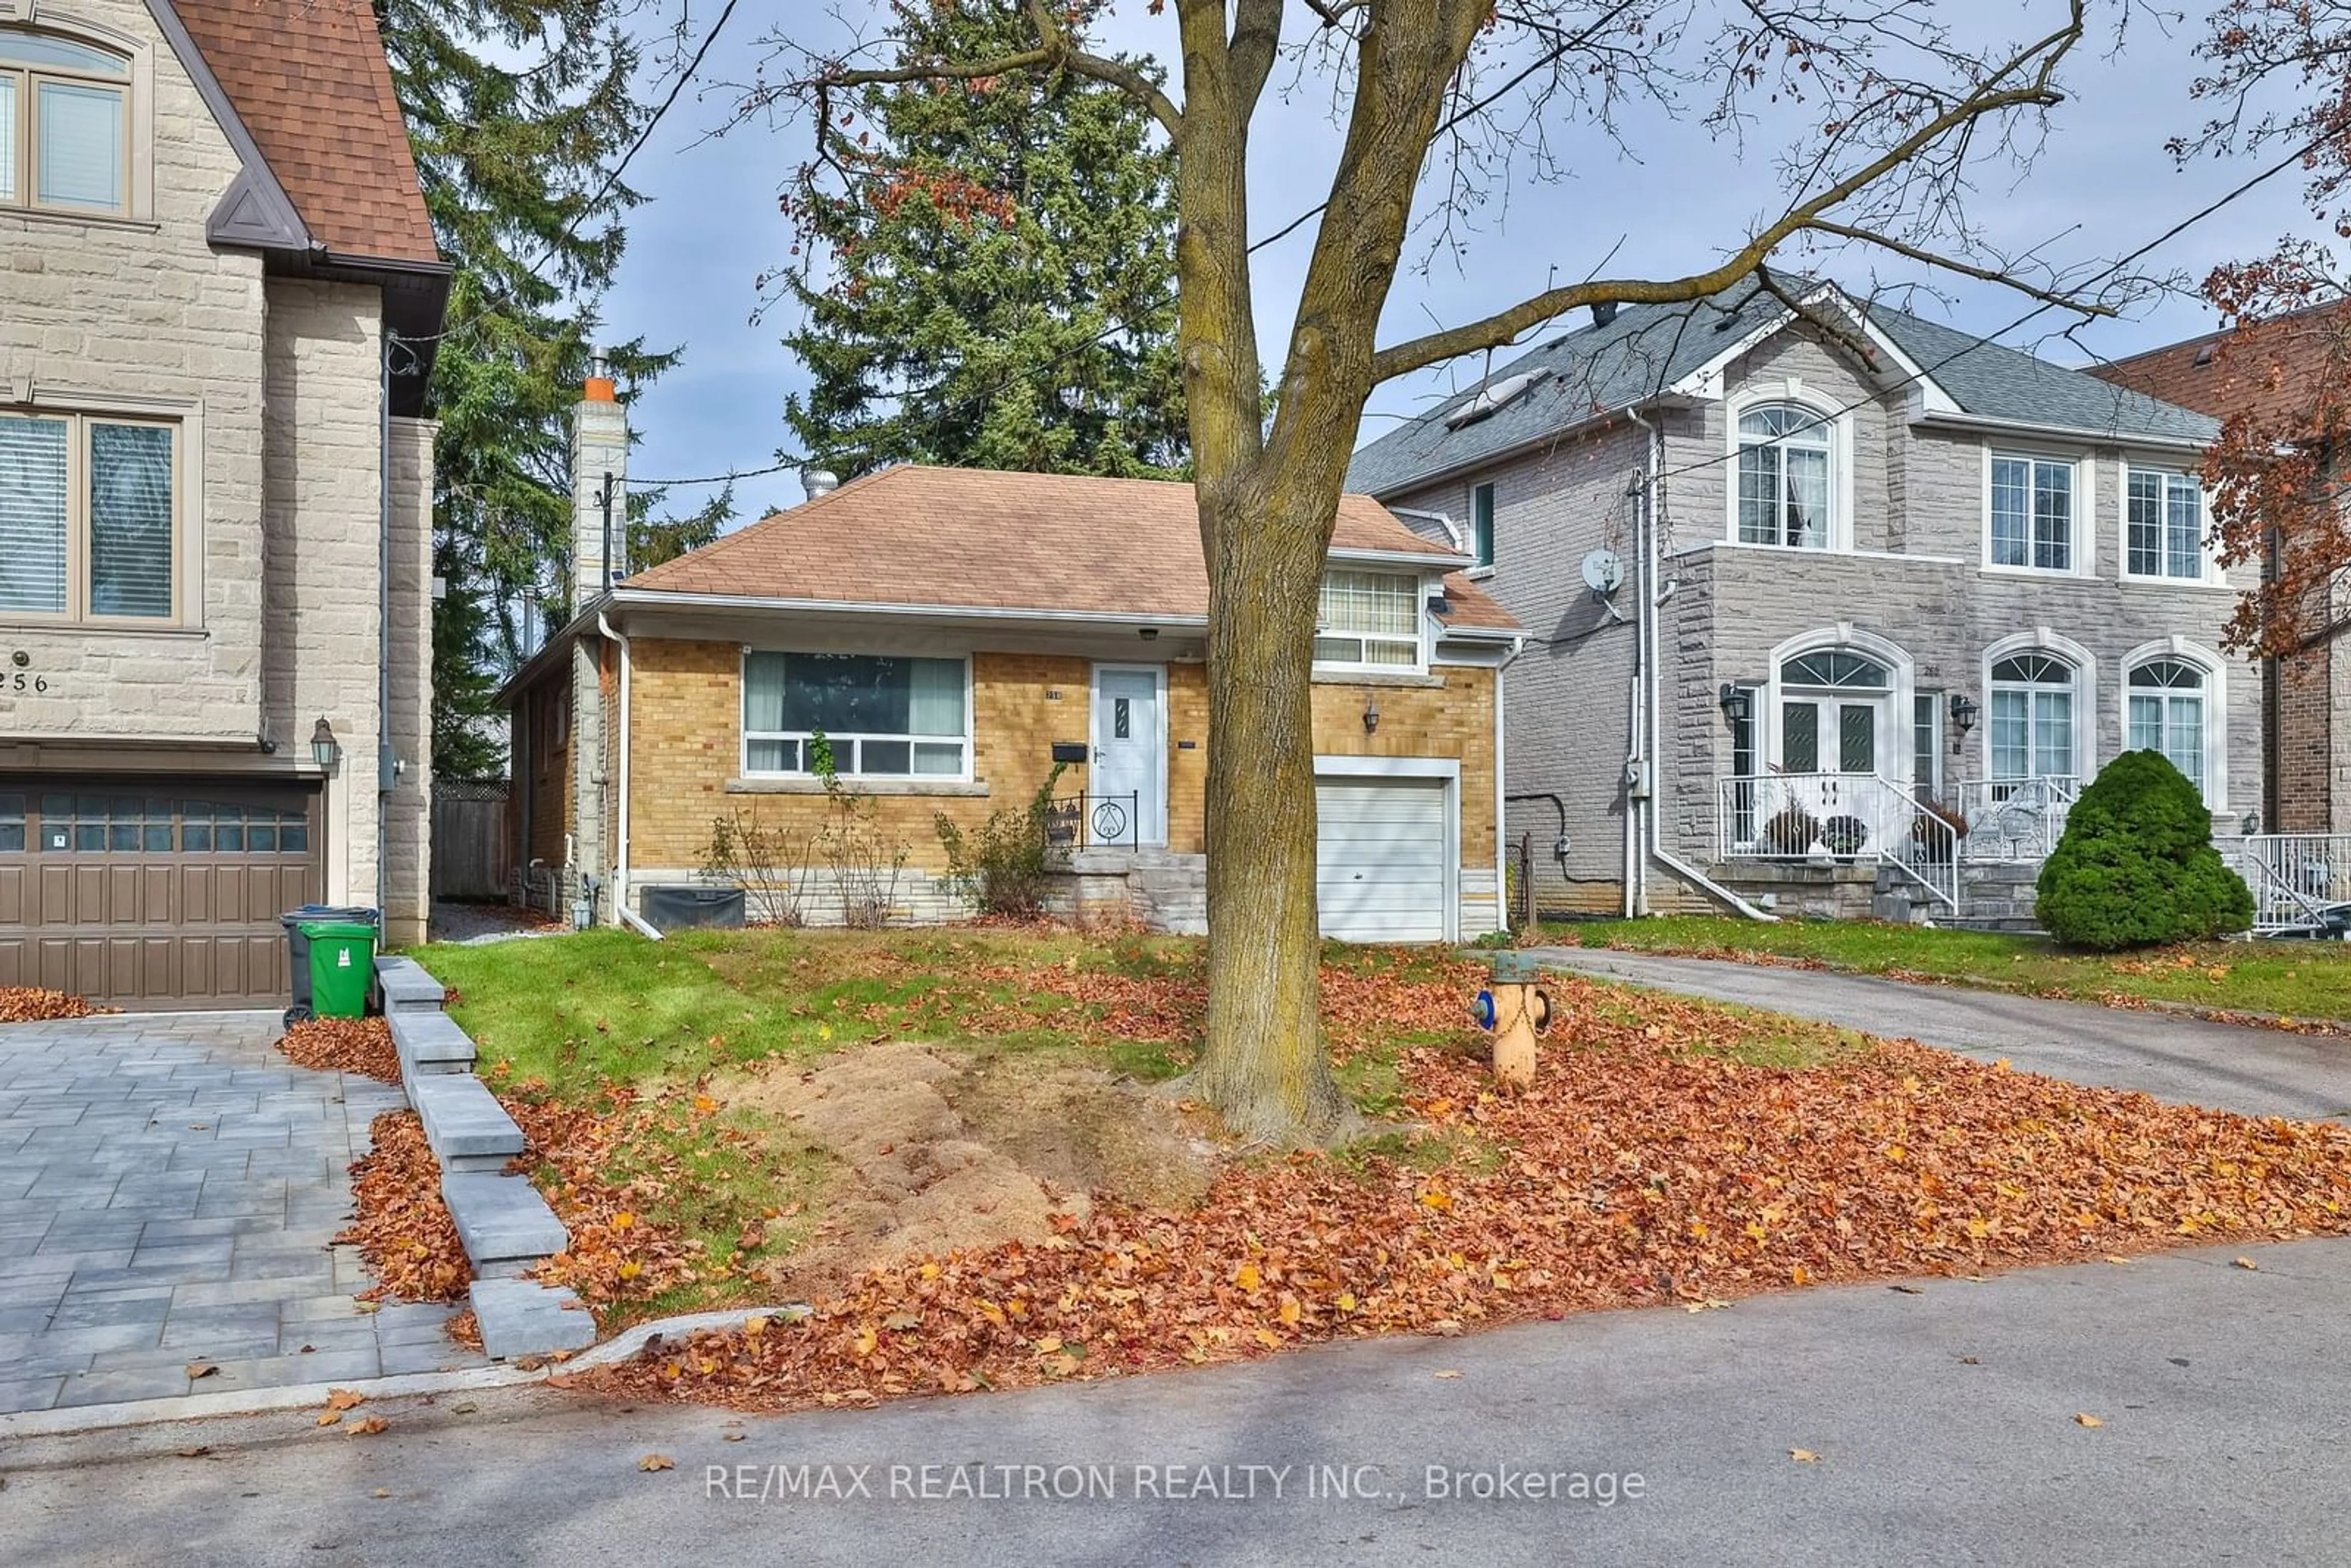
1954;776;2082;863
2230;835;2351;936
1717;772;1957;913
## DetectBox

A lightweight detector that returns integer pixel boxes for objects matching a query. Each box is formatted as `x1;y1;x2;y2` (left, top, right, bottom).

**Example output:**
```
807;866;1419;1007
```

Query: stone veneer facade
0;0;434;950
1384;323;2260;917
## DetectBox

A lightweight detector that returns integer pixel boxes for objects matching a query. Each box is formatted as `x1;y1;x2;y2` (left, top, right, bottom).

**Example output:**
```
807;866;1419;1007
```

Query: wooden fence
431;781;513;900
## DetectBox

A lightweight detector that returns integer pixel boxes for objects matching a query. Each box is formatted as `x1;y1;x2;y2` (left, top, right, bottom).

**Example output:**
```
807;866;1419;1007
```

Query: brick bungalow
503;399;1523;942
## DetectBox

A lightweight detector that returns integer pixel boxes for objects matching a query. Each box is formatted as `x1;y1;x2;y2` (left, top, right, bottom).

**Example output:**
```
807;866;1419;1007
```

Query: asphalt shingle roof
623;465;1520;634
1346;283;2219;497
171;0;439;266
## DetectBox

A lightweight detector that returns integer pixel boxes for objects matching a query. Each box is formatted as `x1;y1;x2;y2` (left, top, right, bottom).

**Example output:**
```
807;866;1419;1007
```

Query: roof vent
2192;343;2216;367
1444;372;1539;429
1591;301;1618;328
802;468;840;498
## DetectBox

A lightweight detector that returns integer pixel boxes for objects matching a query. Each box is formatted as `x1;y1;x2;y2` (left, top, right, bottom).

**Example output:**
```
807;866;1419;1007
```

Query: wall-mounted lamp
1362;693;1381;735
1718;683;1751;724
1948;692;1980;737
310;716;342;773
1138;626;1159;642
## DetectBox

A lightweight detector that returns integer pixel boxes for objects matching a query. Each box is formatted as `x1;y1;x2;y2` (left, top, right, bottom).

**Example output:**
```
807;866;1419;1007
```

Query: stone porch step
375;955;446;1015
469;1277;596;1360
410;1072;525;1172
443;1171;569;1277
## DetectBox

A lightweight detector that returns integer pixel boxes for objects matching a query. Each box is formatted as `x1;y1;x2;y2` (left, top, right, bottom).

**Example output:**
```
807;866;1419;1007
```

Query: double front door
1780;694;1880;778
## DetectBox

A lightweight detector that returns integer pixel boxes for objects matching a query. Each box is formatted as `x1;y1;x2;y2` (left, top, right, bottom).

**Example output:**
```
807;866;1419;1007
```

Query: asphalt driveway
0;1011;482;1414
1528;946;2351;1119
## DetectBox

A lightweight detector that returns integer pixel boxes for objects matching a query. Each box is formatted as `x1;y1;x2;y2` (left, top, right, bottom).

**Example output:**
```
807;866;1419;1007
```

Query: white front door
1090;666;1164;847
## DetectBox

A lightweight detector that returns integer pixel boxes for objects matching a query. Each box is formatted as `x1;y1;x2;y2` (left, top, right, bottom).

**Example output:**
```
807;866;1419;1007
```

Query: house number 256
4;672;48;694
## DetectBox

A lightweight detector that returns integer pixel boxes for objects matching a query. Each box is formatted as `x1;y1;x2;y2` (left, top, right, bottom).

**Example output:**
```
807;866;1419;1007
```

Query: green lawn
1540;915;2351;1024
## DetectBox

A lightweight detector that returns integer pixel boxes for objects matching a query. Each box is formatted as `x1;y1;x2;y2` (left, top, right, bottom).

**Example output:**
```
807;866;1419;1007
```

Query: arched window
0;28;130;215
2129;658;2207;794
1990;652;2076;782
1781;650;1888;691
1736;404;1832;549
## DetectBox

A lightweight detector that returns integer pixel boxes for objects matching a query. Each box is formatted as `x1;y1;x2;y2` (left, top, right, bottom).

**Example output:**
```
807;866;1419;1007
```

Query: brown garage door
0;779;322;1010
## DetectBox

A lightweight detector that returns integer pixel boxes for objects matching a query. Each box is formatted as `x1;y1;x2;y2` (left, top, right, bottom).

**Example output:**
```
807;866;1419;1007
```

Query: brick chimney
571;351;628;608
564;353;624;925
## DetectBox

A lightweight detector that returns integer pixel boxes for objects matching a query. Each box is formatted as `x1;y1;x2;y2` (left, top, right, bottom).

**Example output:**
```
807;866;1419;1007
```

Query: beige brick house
505;430;1522;942
0;0;443;1004
1349;281;2251;927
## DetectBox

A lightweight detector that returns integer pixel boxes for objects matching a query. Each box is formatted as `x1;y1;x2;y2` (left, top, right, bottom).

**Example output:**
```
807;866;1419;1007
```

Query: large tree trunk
1187;480;1354;1144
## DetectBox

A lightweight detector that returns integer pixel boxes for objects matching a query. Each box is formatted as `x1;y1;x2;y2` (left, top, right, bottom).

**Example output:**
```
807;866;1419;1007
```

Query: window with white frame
1735;404;1832;549
1469;482;1495;568
1314;569;1422;670
741;652;969;778
2126;469;2207;581
2129;658;2207;795
0;29;129;216
1989;653;2076;782
0;409;177;621
1989;455;2074;571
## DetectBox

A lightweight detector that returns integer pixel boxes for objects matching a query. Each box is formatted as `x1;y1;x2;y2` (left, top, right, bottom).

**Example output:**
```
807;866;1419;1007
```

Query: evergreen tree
780;0;1185;479
377;0;721;778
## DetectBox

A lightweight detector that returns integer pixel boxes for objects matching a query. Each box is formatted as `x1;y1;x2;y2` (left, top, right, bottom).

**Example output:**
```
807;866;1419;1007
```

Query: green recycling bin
299;919;378;1019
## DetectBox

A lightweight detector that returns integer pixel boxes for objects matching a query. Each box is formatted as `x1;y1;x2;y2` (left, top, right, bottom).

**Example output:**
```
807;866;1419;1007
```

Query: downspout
378;334;395;920
1627;404;1776;922
1494;634;1523;932
597;609;632;928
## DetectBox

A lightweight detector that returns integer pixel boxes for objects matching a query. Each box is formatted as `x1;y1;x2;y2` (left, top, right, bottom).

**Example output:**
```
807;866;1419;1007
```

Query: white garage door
1315;776;1450;943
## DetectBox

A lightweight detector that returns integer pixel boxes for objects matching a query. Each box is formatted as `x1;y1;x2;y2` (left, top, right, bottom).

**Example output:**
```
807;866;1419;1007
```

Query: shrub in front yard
2036;751;2254;950
937;764;1067;918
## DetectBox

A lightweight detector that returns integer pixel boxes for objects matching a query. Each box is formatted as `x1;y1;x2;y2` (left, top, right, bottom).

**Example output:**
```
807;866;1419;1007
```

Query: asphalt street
2;1236;2345;1566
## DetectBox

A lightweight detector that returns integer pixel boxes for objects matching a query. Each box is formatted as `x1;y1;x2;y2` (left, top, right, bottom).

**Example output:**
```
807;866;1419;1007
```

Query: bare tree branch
1368;1;2091;382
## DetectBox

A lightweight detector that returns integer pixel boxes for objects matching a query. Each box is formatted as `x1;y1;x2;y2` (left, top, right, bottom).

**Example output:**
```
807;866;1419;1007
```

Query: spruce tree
779;0;1186;479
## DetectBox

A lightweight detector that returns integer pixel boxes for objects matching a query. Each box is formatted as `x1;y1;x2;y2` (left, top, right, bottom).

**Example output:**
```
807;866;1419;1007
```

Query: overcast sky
596;1;2315;524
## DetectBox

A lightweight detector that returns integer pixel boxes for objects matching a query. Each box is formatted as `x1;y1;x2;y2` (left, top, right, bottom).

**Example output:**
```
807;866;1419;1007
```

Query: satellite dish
1581;548;1625;596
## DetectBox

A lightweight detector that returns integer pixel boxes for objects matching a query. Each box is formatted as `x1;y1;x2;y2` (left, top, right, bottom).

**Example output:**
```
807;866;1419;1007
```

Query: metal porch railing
1717;771;1957;914
2231;835;2351;936
1954;776;2082;864
1043;791;1142;852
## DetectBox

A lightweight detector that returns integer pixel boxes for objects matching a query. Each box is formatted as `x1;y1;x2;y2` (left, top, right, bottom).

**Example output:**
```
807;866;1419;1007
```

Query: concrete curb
0;1303;810;1440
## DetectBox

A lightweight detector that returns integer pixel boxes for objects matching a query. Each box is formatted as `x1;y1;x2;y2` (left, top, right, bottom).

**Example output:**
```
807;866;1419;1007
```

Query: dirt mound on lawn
716;1041;1218;1301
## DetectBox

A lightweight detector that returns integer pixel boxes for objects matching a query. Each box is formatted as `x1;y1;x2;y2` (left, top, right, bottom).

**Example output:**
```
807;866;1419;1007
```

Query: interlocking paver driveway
0;1011;484;1414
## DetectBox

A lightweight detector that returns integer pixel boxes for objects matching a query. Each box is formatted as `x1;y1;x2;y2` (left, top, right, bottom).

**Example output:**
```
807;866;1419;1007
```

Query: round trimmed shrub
2034;751;2253;950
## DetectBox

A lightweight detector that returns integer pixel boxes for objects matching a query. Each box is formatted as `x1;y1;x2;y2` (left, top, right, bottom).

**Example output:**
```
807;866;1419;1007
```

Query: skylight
1443;372;1540;429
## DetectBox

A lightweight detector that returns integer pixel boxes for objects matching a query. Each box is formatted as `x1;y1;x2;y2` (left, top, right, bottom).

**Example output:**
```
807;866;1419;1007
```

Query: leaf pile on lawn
576;974;2351;1412
504;1092;710;1309
339;1112;471;1305
277;1017;399;1083
0;987;118;1023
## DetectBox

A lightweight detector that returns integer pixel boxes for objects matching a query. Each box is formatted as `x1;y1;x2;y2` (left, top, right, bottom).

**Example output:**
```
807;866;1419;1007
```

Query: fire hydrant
1472;951;1552;1092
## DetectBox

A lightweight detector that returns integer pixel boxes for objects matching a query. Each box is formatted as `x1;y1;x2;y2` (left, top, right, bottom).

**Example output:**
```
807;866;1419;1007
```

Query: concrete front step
443;1171;569;1277
410;1073;525;1172
469;1277;597;1359
390;1009;477;1082
374;955;446;1015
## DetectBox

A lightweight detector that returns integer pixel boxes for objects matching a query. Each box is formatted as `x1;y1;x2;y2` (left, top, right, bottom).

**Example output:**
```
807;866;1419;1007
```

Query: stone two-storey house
1348;281;2251;925
0;0;443;1005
